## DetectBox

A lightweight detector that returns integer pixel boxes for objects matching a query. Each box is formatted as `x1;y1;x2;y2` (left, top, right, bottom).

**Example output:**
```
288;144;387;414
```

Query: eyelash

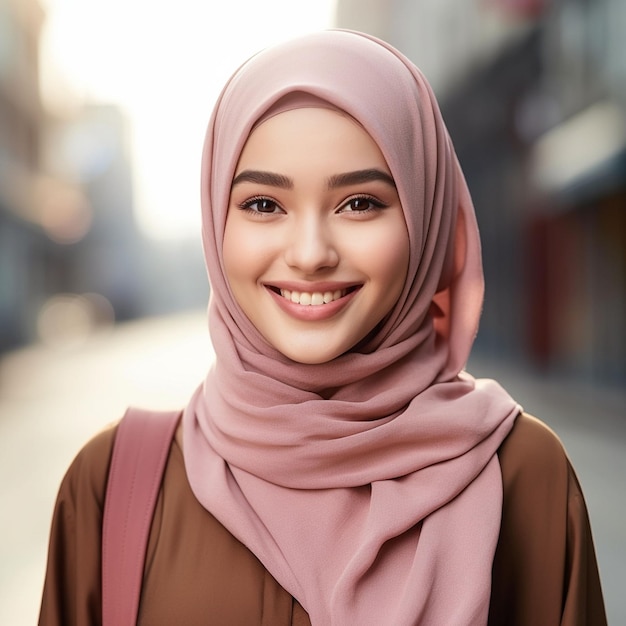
237;194;388;216
339;194;388;214
238;196;281;215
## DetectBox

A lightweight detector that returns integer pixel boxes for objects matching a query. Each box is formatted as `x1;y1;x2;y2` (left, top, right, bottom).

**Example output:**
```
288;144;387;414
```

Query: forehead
235;107;391;175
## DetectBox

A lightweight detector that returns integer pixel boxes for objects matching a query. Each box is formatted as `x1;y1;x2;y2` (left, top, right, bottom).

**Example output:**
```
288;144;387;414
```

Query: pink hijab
183;30;520;625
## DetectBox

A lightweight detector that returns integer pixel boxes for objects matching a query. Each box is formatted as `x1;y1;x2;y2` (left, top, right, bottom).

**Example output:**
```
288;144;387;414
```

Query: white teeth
279;289;346;305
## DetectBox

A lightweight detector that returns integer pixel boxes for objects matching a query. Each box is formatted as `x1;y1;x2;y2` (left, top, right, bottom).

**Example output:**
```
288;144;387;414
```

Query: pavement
0;310;624;625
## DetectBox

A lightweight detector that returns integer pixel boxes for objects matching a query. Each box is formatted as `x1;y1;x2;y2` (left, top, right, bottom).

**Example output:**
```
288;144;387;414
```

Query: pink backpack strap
102;407;181;626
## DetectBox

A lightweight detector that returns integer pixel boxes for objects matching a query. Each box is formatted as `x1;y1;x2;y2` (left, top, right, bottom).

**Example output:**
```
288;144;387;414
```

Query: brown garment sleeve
39;425;116;626
490;413;607;626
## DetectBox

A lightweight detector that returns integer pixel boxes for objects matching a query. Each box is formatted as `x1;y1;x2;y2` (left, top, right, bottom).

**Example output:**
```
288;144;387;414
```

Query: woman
40;30;606;625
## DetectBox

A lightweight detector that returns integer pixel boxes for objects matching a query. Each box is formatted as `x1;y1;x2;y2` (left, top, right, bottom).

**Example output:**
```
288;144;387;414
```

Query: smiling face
223;107;410;364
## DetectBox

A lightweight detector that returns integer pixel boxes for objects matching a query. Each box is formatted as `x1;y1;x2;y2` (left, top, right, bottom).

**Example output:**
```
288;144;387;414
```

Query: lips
265;284;361;320
279;289;345;306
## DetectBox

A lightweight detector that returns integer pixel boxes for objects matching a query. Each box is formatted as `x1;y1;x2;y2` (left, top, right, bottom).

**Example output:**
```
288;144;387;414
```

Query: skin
223;107;410;365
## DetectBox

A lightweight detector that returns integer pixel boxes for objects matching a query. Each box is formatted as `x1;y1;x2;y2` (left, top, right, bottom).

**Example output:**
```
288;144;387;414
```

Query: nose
283;213;339;274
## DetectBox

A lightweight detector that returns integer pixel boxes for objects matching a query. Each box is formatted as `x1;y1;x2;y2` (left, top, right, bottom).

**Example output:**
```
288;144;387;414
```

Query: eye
338;195;387;214
239;196;283;215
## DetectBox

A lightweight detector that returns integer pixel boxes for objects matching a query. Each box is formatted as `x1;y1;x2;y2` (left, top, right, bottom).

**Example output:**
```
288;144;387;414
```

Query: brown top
39;413;606;625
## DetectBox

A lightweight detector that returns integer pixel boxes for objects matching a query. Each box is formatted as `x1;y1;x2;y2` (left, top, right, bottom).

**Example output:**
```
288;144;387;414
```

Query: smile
279;289;346;306
265;284;362;321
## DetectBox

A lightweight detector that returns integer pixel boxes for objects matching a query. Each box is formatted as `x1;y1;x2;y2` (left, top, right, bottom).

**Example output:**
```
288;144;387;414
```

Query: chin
273;340;349;365
284;351;342;365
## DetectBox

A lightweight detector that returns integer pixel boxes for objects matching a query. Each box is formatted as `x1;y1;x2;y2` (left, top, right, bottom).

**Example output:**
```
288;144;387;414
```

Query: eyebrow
327;168;396;190
231;170;293;189
231;168;396;191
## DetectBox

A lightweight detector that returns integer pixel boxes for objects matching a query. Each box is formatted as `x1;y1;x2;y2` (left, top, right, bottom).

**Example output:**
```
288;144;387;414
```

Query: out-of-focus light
39;0;338;240
37;293;115;349
33;176;93;244
531;100;626;195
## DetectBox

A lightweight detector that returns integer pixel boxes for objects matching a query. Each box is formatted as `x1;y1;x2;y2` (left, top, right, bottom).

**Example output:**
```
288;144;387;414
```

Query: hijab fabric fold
183;30;520;625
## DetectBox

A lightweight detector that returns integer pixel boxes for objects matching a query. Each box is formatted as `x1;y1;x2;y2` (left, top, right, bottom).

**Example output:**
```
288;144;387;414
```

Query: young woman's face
223;107;410;364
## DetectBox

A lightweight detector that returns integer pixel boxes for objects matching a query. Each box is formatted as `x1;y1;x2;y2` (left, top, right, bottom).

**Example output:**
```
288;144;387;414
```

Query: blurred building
0;0;49;349
0;0;138;351
336;0;626;388
0;1;207;353
50;103;209;323
45;104;143;321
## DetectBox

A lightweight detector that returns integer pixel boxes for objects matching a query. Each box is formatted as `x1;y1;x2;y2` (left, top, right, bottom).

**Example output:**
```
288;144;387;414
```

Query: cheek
357;220;410;292
223;215;275;292
223;215;251;294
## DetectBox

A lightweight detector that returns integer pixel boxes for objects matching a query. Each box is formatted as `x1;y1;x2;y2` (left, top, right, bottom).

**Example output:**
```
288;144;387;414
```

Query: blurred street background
1;0;625;623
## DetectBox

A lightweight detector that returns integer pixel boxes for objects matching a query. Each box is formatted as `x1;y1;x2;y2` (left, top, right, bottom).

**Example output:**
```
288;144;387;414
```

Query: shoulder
497;413;575;545
494;412;581;571
40;423;121;624
491;417;607;624
500;412;567;460
498;412;571;490
57;422;119;509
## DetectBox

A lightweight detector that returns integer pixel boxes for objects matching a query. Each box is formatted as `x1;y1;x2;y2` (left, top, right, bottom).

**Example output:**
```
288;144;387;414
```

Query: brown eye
240;197;282;214
339;195;387;214
254;199;278;213
349;198;372;211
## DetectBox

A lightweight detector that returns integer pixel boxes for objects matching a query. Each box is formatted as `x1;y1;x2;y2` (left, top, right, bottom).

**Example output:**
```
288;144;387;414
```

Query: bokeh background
1;0;624;623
